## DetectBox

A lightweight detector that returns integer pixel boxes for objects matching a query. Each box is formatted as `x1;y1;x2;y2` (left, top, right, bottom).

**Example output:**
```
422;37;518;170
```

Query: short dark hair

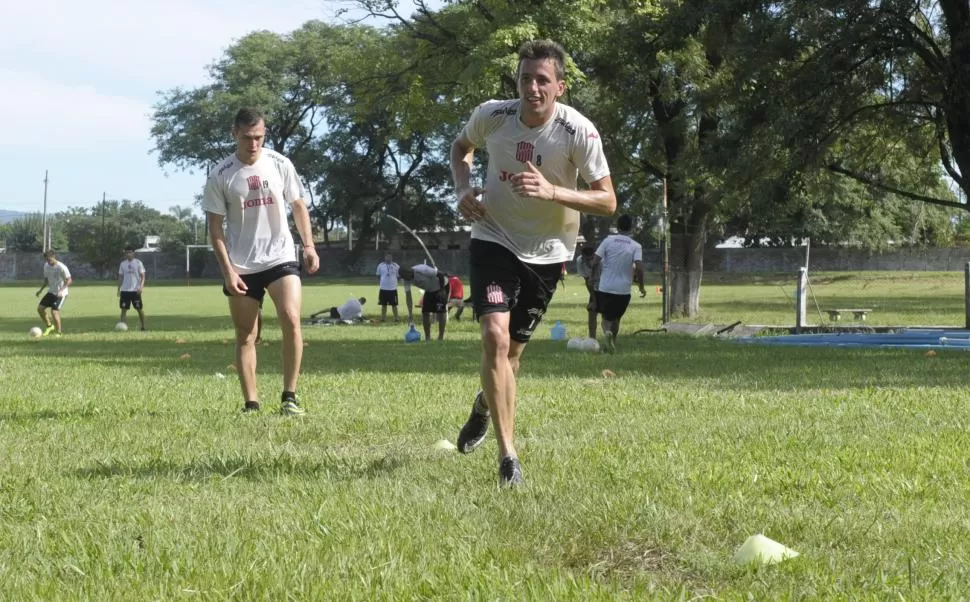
43;249;56;258
517;39;567;81
124;246;135;252
233;107;265;131
581;246;594;257
617;214;633;232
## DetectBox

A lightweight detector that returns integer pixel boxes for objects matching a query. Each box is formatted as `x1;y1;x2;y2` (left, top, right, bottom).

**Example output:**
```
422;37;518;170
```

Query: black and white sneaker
499;456;525;488
457;390;490;454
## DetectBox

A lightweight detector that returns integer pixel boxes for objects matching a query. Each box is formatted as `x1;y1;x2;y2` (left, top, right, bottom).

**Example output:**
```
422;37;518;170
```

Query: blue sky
4;0;434;218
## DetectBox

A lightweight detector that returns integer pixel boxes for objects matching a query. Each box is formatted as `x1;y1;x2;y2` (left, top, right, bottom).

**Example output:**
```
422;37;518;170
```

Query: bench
825;308;873;321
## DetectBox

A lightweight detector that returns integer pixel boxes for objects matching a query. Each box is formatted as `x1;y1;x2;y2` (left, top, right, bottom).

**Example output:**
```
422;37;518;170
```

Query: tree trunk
669;214;707;317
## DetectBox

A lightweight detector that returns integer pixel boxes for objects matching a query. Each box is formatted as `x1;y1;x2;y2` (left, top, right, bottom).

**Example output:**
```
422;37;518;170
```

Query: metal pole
796;267;808;333
661;175;670;324
42;170;49;250
965;262;970;329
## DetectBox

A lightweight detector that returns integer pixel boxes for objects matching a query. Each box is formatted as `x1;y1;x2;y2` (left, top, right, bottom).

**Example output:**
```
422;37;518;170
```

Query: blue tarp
740;329;970;349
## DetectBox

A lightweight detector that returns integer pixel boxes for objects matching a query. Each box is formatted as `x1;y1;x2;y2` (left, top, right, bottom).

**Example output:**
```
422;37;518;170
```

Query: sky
3;0;425;218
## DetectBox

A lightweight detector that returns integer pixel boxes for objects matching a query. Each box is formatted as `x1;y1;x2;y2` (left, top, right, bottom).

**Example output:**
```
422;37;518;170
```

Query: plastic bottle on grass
405;324;421;343
550;320;567;341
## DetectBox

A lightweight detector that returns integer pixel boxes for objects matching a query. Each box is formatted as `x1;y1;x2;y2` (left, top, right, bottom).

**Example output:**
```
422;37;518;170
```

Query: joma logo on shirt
243;197;275;209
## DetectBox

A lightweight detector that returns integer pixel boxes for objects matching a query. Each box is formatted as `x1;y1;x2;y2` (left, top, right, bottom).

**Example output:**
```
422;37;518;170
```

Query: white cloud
0;70;151;149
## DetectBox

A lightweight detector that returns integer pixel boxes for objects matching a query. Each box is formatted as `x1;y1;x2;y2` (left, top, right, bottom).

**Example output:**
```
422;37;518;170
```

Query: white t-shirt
44;260;71;297
376;262;400;290
118;258;146;292
403;264;443;292
461;99;611;264
595;234;643;295
202;149;305;275
337;298;364;320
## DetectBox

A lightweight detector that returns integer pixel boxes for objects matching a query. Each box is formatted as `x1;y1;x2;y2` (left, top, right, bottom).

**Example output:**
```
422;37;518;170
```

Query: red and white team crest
247;175;262;190
515;141;534;163
486;284;504;305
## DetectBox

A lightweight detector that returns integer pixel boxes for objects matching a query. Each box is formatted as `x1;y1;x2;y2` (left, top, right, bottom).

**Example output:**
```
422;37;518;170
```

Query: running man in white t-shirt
595;215;646;353
203;107;320;416
450;39;616;487
35;249;72;336
399;264;450;341
375;253;401;323
117;246;147;330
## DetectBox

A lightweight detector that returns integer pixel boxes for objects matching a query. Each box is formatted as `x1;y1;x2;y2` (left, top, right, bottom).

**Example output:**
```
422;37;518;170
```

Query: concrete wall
5;246;970;282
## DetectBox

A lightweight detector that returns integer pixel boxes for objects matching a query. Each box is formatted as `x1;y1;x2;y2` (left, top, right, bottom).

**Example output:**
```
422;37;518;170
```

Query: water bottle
405;324;421;343
550;320;566;341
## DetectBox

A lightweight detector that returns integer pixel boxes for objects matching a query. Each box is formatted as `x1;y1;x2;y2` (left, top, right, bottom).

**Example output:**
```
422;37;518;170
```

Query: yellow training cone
733;534;799;565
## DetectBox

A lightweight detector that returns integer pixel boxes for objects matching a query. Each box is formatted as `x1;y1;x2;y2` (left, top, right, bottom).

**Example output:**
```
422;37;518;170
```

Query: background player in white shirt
399;264;450;341
35;249;72;336
204;107;320;416
311;297;367;322
595;215;646;353
375;253;401;323
117;246;147;330
450;39;616;487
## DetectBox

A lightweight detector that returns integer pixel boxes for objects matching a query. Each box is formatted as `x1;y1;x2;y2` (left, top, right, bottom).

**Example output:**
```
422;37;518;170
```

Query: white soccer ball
114;322;129;332
28;326;42;338
582;337;601;353
566;337;585;351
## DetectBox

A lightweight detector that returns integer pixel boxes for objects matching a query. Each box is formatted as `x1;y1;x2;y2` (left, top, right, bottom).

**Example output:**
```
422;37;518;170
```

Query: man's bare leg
266;275;303;394
229;295;261;404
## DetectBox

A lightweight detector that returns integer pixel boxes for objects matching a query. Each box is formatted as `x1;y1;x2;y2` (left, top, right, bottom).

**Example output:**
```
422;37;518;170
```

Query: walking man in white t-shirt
375;253;401;323
595;215;646;354
203;107;320;415
450;39;616;487
399;264;450;341
35;249;72;337
117;246;147;330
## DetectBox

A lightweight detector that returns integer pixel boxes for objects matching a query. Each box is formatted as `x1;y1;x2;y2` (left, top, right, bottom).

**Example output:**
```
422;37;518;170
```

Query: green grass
2;274;970;598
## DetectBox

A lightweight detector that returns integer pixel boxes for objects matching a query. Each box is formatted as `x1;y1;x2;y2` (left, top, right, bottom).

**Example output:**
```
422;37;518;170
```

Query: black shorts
469;239;562;343
39;293;66;311
378;289;399;306
119;291;143;310
595;291;632;322
222;262;301;302
422;288;448;314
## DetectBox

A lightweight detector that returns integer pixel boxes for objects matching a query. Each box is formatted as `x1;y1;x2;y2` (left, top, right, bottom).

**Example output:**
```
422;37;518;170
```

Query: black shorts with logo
39;293;66;311
119;291;143;310
595;291;632;322
378;289;399;306
469;238;562;343
422;288;448;314
223;262;301;303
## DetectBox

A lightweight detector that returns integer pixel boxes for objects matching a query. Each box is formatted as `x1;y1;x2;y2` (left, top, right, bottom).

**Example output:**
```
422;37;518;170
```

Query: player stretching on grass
204;107;319;415
35;249;72;337
451;39;616;487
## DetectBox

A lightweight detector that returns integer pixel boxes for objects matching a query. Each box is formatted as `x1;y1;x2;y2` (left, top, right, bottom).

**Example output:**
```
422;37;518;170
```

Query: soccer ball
115;322;129;332
28;327;42;338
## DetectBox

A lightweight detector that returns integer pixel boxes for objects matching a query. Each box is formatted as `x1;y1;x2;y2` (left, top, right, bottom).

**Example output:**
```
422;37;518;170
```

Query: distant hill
0;210;26;224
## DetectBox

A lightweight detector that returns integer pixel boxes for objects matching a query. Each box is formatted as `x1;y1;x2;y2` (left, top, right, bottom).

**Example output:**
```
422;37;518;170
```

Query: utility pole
42;170;49;250
102;192;107;276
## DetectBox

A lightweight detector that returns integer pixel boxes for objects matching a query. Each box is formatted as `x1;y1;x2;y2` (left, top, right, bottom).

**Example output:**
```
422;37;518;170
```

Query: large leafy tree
151;20;457;248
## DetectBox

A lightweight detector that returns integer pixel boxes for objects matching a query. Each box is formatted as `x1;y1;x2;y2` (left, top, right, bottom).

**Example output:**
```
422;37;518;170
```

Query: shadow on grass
6;327;970;393
74;453;405;483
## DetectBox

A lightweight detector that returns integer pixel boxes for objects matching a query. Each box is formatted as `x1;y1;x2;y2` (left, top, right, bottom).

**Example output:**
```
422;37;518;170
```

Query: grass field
2;273;970;598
